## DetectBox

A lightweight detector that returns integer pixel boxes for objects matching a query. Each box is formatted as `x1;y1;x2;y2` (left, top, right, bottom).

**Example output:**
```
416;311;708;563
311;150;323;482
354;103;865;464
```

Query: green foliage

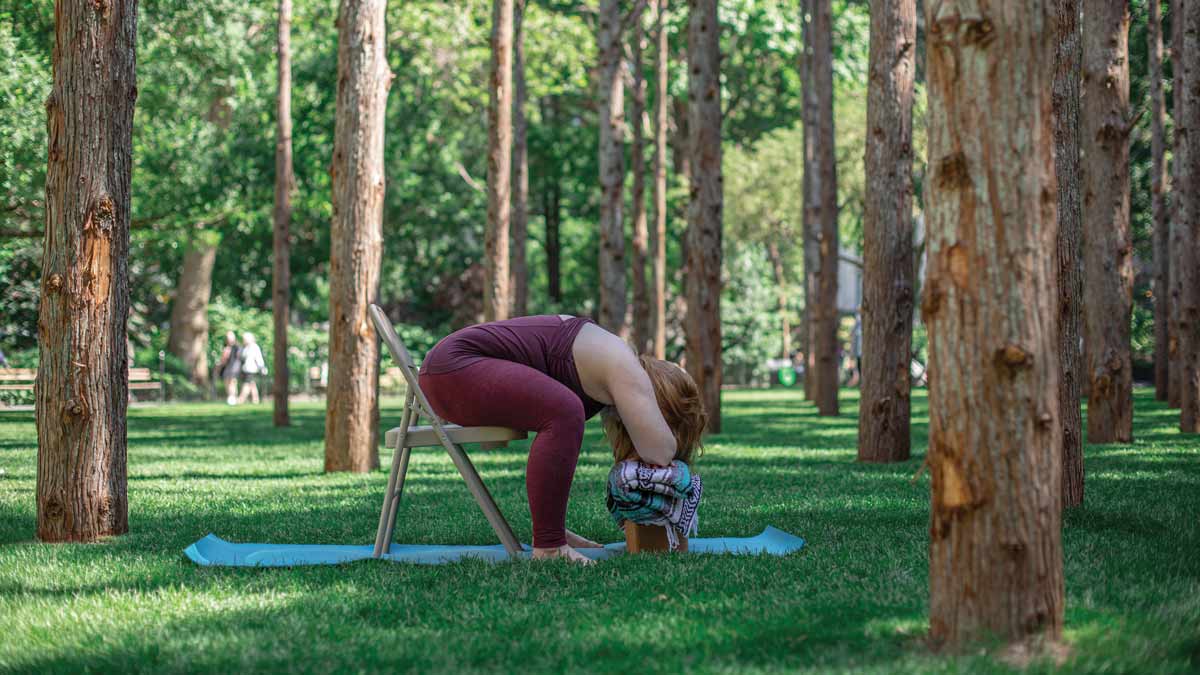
0;0;1166;386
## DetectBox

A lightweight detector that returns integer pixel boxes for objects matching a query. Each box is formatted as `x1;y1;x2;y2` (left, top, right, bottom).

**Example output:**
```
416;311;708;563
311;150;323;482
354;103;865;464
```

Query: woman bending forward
419;315;706;564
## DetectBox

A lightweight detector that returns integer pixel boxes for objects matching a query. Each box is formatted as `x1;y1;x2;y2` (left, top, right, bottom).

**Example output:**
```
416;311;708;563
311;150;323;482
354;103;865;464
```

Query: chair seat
386;424;528;449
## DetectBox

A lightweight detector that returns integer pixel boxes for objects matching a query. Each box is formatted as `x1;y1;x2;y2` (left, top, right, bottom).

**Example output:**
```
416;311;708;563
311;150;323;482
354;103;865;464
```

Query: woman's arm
606;358;676;466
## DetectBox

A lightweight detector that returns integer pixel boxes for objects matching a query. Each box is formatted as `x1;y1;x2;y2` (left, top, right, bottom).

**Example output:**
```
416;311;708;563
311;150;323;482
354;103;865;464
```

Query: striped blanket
606;460;702;550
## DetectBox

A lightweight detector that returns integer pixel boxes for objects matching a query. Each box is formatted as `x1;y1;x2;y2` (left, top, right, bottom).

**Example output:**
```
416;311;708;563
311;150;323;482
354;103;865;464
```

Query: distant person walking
216;331;242;405
237;332;266;405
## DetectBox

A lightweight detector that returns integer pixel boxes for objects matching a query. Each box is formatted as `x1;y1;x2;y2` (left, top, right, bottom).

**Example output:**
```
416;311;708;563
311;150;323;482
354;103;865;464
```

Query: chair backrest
368;304;422;396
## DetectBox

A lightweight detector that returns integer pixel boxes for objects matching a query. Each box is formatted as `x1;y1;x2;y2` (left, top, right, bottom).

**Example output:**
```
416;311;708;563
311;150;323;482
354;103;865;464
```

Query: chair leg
373;396;414;557
437;436;523;557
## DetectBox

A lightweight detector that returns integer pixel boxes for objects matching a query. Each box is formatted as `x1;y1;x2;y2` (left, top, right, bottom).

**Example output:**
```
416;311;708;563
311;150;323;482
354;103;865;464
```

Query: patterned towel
606;460;702;550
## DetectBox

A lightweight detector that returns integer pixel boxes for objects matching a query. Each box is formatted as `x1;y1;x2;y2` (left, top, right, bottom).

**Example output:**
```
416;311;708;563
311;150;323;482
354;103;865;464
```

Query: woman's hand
565;529;603;548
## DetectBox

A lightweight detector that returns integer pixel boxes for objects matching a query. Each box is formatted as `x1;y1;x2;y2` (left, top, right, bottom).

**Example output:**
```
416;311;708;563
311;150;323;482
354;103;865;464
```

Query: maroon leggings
419;358;586;548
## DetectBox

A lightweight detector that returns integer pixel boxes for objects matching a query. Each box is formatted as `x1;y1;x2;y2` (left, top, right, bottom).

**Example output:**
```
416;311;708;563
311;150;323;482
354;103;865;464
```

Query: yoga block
624;523;688;553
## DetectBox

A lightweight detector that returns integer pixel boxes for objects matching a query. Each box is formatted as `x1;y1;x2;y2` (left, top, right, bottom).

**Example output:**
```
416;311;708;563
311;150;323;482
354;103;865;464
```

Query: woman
419;315;706;564
237;332;266;404
216;331;242;405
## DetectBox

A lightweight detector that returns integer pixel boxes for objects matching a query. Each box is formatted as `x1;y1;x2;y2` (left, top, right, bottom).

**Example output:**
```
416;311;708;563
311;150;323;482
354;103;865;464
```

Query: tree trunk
598;0;627;334
1082;0;1133;444
325;0;391;473
631;14;651;354
858;0;915;462
1181;0;1200;433
685;0;722;433
1170;0;1186;409
486;0;513;322
36;0;136;542
541;96;562;304
767;241;791;359
273;0;294;427
1054;0;1085;507
1152;0;1171;401
801;0;818;402
167;240;217;388
924;0;1064;648
511;0;529;317
813;0;840;417
651;0;669;360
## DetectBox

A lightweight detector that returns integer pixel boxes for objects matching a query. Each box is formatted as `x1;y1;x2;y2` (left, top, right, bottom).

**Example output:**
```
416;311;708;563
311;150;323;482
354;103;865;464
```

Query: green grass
1;388;1197;673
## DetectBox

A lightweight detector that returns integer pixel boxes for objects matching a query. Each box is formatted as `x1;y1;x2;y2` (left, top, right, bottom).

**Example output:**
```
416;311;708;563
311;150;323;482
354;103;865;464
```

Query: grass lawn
1;388;1198;673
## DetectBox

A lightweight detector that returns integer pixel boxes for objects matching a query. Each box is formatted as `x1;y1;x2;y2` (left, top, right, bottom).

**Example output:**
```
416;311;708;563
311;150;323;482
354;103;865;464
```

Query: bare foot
531;544;595;565
565;529;603;549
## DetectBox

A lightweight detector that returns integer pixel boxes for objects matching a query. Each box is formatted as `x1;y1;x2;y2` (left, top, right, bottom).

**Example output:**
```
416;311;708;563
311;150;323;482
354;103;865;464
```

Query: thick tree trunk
1054;0;1085;507
1181;0;1200;432
631;15;651;354
924;0;1064;648
685;0;722;433
1170;0;1186;409
273;0;294;427
36;0;136;542
511;0;529;317
651;0;669;360
1152;0;1171;401
858;0;915;462
598;0;627;333
325;0;391;473
813;0;840;416
1082;0;1133;444
167;240;217;388
486;0;513;321
801;0;818;402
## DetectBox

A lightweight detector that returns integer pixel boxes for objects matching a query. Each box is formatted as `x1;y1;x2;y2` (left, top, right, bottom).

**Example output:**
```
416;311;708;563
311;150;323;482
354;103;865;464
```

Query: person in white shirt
237;332;267;405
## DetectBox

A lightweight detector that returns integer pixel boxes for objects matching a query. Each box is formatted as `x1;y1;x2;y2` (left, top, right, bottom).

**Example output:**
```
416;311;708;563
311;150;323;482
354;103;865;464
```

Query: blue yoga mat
184;526;805;567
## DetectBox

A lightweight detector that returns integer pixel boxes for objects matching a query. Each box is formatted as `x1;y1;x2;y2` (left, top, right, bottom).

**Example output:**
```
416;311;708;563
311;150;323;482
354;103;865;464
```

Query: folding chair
367;305;528;559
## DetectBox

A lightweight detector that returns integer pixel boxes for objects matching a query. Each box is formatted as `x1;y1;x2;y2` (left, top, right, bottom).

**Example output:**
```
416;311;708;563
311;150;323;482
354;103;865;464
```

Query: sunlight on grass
0;388;1198;673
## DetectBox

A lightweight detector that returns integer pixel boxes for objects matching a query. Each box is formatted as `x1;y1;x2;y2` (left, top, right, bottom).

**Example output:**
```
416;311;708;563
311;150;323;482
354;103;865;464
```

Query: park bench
368;304;527;558
0;367;163;401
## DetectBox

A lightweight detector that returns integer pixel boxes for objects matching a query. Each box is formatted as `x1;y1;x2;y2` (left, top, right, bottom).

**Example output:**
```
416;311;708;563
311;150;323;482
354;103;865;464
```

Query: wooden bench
128;367;164;401
0;369;36;392
0;367;163;400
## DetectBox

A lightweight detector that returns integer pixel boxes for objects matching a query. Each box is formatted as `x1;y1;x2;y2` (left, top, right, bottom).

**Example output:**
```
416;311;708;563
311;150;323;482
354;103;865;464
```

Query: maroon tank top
419;315;606;419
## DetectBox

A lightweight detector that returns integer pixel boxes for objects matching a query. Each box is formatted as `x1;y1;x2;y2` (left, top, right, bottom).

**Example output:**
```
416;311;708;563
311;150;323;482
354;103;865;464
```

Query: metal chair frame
368;304;526;558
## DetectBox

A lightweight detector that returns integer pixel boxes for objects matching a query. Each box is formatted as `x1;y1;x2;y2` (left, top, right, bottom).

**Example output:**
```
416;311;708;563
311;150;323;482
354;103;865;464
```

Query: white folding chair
368;305;528;558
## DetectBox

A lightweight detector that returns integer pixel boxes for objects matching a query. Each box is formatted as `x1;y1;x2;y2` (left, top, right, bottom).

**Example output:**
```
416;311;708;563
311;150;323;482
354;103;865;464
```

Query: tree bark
685;0;722;433
167;239;217;388
1082;0;1133;444
1170;0;1186;409
541;96;562;304
924;0;1065;648
812;0;840;416
801;0;818;402
858;0;915;462
1181;0;1200;433
598;0;628;334
1152;0;1171;401
273;0;294;427
1054;0;1085;507
767;241;791;359
511;0;529;317
36;0;136;542
325;0;391;473
631;14;651;354
486;0;513;322
651;0;669;360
